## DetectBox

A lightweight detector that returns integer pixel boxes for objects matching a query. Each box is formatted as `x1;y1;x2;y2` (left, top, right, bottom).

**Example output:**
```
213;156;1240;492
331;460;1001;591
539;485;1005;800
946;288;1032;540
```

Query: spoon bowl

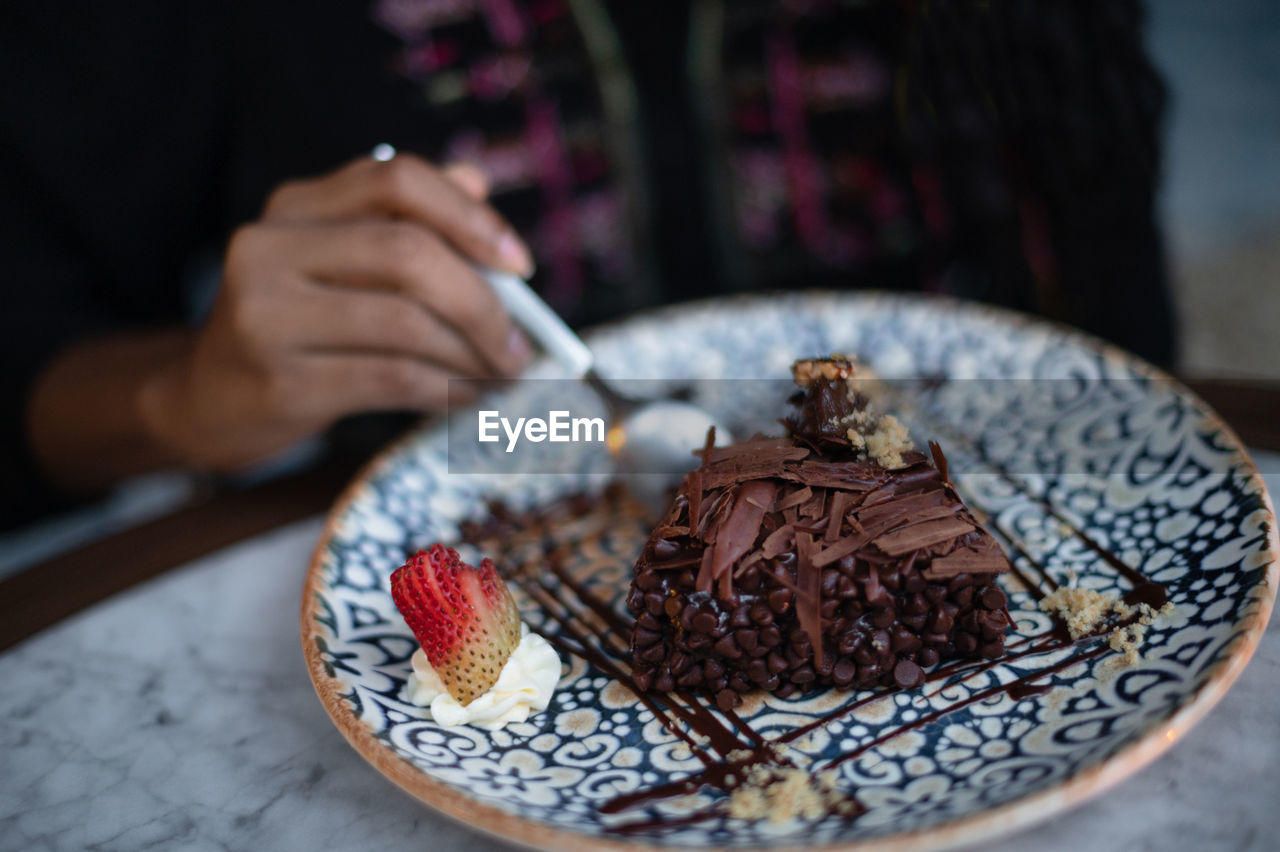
480;268;732;474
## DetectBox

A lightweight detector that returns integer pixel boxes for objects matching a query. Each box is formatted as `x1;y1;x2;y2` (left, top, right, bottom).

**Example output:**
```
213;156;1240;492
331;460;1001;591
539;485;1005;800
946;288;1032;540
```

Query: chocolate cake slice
626;357;1012;710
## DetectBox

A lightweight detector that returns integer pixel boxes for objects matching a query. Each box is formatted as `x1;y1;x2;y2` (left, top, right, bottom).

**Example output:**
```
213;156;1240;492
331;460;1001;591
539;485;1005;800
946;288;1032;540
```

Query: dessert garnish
392;544;560;729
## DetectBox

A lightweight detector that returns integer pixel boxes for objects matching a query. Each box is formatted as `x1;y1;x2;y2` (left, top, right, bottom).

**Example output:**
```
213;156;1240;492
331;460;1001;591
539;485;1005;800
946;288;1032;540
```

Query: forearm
26;329;196;495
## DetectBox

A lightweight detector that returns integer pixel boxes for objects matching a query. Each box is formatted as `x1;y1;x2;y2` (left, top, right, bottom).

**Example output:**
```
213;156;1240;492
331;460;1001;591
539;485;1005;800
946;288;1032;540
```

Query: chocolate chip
653;538;679;558
929;611;954;634
955;632;978;654
767;652;789;675
644;593;665;617
893;659;925;688
904;593;929;615
686;632;712;650
637;612;660;631
633;627;662;647
836;575;857;599
717;689;739;712
639;644;666;663
832;659;856;686
669;651;691;676
891;625;921;653
820;599;840;619
735;629;759;653
794;664;819;685
692;611;719;634
747;658;769;683
979;640;1004;659
902;614;928;632
838;630;864;655
918;647;940;667
633;668;653;692
760;625;782;648
654;669;675;691
704;659;724;680
626;586;644;613
981;586;1008;610
870;607;895;629
730;606;753;628
768;588;792;614
677;668;703;687
749;603;774;626
635;570;663;592
980;610;1008;639
663;597;681;618
870;629;891;656
774;682;796;698
952;586;974;607
713;635;742;659
821;569;840;598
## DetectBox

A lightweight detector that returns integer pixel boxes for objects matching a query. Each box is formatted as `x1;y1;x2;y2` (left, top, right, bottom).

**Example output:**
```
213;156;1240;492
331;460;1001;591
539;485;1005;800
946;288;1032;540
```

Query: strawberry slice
391;544;521;706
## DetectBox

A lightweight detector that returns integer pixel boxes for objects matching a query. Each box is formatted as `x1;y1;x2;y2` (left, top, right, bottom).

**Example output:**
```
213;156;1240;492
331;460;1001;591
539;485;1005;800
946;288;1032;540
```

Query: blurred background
1152;0;1280;378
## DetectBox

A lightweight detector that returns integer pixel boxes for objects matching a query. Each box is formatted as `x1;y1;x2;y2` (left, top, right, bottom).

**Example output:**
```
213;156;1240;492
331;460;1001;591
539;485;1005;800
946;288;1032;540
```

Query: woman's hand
31;153;535;487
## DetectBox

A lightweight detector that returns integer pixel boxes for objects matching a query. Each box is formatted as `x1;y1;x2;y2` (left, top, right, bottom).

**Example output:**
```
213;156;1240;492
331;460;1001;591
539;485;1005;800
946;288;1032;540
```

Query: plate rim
300;290;1279;852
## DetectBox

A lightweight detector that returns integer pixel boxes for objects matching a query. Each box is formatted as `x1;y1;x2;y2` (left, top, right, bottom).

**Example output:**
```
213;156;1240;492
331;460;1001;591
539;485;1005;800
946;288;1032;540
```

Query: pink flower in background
373;0;477;41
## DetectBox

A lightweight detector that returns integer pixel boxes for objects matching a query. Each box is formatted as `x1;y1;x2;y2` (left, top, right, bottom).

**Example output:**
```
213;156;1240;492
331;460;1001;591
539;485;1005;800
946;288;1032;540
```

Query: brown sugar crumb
1039;587;1118;639
864;414;913;469
1040;587;1176;663
725;763;845;823
1109;601;1176;664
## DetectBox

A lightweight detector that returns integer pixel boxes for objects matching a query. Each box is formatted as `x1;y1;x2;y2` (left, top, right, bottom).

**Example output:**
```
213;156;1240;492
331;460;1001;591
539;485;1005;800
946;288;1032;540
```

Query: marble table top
3;464;1278;852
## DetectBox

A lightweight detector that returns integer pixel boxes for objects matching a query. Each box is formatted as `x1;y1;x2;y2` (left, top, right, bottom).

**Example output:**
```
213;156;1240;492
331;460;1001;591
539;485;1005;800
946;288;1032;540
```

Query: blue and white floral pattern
304;293;1276;849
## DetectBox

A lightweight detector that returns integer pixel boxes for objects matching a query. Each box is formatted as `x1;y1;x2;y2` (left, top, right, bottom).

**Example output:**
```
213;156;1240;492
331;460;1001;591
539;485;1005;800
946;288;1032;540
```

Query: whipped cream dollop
404;625;561;730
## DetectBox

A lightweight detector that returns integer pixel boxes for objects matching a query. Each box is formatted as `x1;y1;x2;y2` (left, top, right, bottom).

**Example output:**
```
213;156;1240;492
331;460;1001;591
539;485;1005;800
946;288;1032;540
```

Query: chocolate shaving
795;531;824;668
705;438;809;464
761;524;795;558
704;481;777;596
923;540;1009;578
794;461;883;490
824;491;854;544
928;440;950;483
875;516;976;556
775;486;813;512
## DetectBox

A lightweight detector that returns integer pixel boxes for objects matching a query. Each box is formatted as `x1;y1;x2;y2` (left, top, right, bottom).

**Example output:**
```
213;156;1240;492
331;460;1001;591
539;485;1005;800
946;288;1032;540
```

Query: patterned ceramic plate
301;293;1276;851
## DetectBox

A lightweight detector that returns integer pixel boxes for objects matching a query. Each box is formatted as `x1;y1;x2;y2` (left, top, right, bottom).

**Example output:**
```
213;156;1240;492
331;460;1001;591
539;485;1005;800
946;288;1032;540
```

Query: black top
0;0;1175;527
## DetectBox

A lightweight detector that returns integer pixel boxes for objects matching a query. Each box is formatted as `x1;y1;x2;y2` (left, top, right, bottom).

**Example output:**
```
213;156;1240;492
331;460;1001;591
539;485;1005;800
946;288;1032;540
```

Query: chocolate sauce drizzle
461;461;1167;836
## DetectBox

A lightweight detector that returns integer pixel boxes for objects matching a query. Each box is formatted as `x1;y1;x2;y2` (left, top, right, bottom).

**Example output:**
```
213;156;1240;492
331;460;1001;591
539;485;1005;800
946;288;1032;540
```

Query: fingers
225;219;529;377
290;285;499;380
270;219;527;376
442;162;490;200
264;153;533;277
294;352;463;416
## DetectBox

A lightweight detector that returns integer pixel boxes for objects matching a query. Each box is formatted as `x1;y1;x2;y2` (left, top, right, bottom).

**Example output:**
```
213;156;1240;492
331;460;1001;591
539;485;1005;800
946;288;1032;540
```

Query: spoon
480;268;730;475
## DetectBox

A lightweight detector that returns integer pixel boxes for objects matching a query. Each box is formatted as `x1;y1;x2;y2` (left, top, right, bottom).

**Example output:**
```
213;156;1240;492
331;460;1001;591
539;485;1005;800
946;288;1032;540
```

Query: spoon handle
480;268;594;378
